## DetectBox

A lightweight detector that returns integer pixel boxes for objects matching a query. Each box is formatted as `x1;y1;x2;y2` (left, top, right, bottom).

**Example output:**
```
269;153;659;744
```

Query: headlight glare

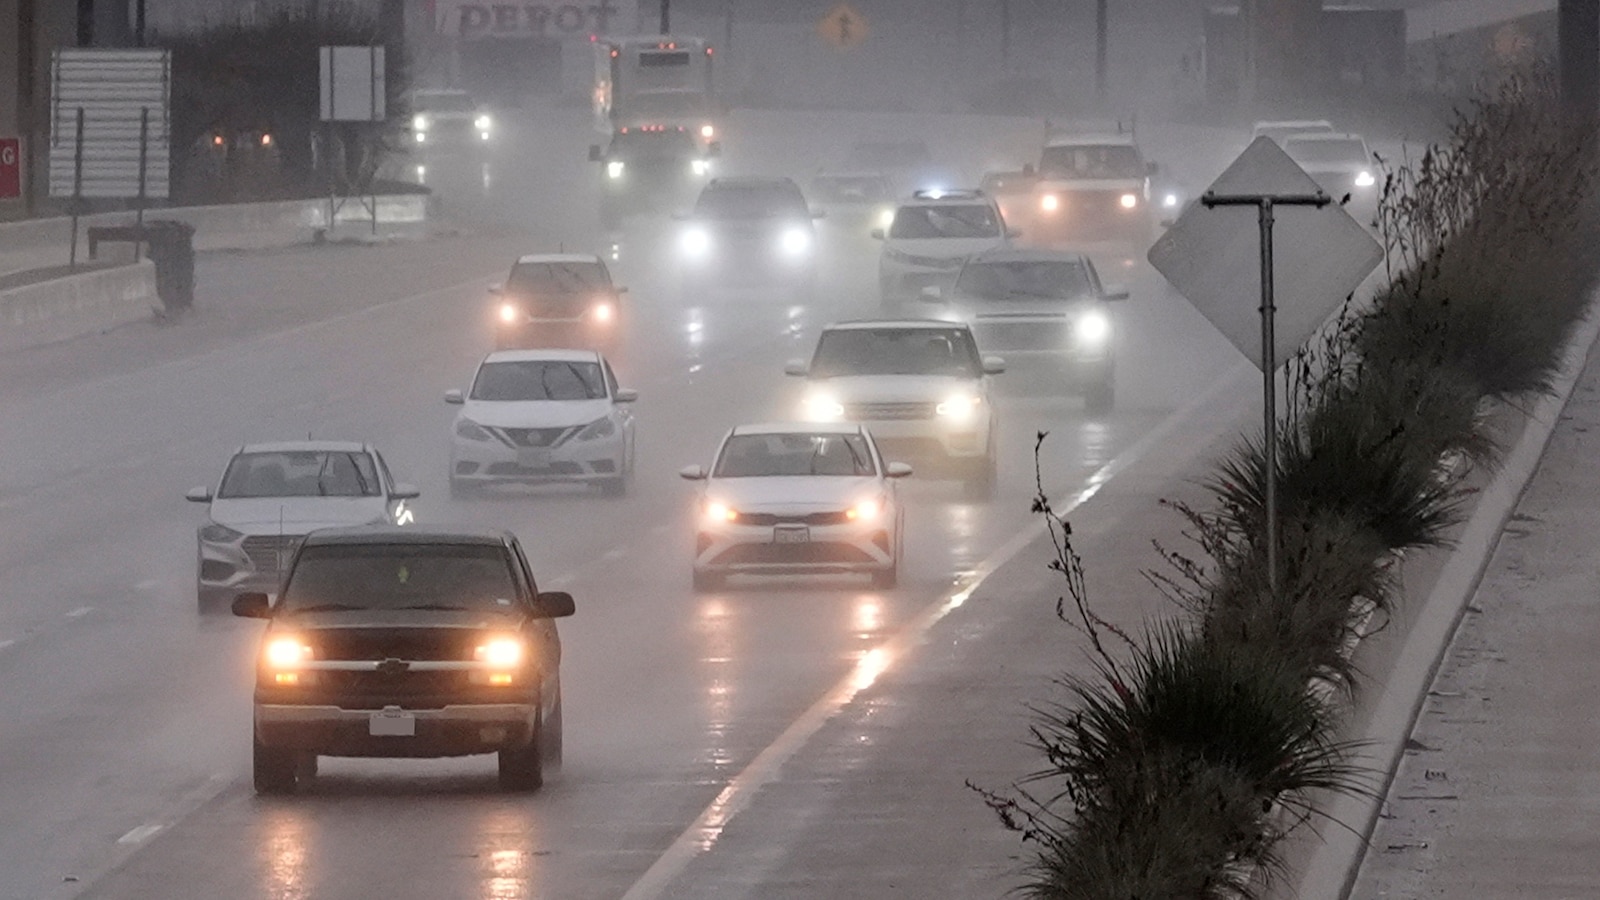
681;227;711;257
412;114;428;132
802;392;845;421
606;160;625;179
498;302;520;324
876;207;895;229
700;123;715;139
691;158;710;176
264;636;312;669
1119;193;1139;209
474;114;492;131
1040;193;1060;213
1076;310;1111;344
474;636;524;668
1162;192;1179;208
779;226;811;257
704;500;738;523
592;301;615;323
846;497;882;522
1354;169;1376;187
936;394;981;421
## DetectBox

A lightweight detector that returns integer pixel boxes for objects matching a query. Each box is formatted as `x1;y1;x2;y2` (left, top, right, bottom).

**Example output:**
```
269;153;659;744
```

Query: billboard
434;1;639;39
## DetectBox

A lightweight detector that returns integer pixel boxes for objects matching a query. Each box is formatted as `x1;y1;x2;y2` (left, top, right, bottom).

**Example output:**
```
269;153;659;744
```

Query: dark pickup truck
232;525;574;794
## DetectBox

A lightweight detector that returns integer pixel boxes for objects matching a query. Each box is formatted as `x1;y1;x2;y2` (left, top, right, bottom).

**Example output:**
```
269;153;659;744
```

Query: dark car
232;526;574;794
920;247;1127;412
676;176;822;297
489;253;627;352
592;126;715;228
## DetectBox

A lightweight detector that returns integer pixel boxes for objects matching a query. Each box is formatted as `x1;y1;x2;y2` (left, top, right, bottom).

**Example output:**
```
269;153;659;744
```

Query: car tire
498;739;544;792
1084;377;1115;414
253;734;298;795
539;698;564;774
692;569;724;592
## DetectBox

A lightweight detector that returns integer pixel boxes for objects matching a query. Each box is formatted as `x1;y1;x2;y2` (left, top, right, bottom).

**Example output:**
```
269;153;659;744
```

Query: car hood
208;496;389;533
887;236;1006;258
271;608;523;631
811;374;981;402
1037;176;1144;191
461;398;612;429
706;476;884;512
948;296;1095;321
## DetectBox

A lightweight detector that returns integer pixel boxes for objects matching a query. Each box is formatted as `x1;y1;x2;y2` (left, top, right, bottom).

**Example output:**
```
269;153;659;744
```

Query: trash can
142;220;196;314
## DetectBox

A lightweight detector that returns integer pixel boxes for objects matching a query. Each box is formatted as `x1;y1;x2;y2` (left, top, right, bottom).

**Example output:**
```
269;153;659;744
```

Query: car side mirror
678;464;708;481
982;355;1007;375
885;461;913;479
534;590;576;618
391;483;421;500
784;359;808;376
185;485;213;503
919;285;943;301
614;388;639;403
870;228;886;240
232;592;272;619
488;283;504;296
444;389;465;405
707;140;722;157
588;144;603;162
1100;284;1130;301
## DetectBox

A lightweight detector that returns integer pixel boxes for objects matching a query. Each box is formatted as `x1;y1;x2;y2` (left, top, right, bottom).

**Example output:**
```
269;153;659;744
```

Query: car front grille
738;510;852;526
974;319;1074;351
312;628;482;662
493;426;574;448
241;535;302;579
844;401;938;421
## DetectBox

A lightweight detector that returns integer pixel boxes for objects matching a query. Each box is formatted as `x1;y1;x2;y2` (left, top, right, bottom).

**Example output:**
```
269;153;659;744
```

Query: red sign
0;138;19;200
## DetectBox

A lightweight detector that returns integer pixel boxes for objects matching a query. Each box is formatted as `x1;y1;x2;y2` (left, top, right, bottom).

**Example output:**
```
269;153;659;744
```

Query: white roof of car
1284;131;1368;145
238;440;367;454
1045;132;1137;148
730;422;866;436
824;318;973;332
482;348;602;364
515;253;603;264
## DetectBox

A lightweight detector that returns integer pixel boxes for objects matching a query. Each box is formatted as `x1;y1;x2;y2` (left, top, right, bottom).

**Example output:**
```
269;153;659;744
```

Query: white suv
874;189;1013;306
786;320;1004;498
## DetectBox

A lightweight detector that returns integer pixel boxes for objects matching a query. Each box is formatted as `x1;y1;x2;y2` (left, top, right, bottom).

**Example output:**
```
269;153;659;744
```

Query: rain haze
0;0;1573;898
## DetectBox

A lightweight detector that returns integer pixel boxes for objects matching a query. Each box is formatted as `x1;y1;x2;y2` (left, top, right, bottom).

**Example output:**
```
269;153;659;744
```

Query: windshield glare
1039;145;1143;179
696;186;808;219
219;450;381;499
714;433;877;478
1285;139;1368;166
279;544;518;613
811;328;981;378
888;204;1000;240
471;360;607;401
956;261;1094;301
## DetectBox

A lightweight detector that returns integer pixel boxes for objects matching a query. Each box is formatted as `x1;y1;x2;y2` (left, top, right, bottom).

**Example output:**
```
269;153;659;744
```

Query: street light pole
1095;0;1108;106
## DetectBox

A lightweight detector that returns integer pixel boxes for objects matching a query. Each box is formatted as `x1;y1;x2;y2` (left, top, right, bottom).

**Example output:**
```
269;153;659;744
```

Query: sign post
319;46;387;235
1149;136;1383;596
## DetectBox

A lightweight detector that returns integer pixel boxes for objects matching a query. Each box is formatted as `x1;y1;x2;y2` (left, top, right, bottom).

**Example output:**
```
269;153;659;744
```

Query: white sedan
446;349;637;497
679;423;912;591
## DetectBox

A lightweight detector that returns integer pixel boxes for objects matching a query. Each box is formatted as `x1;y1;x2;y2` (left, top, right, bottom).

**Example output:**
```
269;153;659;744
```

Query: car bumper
693;522;895;575
197;535;301;599
494;320;620;351
845;415;992;459
255;702;536;758
452;434;625;486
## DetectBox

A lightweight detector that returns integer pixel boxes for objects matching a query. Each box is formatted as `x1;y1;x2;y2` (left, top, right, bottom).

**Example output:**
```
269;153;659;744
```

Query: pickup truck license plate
773;526;810;544
369;708;416;737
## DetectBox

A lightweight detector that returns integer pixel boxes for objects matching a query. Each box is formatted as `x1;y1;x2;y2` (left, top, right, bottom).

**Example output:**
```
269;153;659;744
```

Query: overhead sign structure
818;3;869;48
1148;137;1383;371
320;46;387;122
0;138;19;200
47;49;171;201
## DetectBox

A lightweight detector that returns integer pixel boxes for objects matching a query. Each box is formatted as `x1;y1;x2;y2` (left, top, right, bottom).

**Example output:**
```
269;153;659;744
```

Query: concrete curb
1293;297;1600;899
0;261;158;353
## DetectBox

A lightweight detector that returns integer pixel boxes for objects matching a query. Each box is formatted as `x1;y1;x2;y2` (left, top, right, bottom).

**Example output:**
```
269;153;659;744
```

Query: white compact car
1281;132;1379;221
446;349;637;497
185;441;419;612
1250;118;1336;147
786;319;1004;497
679;423;912;591
874;189;1014;306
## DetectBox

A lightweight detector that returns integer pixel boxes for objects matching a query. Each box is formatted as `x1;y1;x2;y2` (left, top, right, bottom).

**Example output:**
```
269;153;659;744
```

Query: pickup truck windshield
279;544;518;613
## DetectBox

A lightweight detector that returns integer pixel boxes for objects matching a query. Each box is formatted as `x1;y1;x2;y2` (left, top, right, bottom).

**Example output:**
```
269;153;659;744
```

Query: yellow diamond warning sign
818;3;868;48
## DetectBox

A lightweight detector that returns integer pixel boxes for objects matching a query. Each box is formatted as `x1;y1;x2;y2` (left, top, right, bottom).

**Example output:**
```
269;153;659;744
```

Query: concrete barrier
0;261;159;353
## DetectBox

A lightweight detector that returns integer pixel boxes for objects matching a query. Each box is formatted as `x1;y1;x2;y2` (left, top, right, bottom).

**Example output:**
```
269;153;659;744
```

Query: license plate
369;708;416;737
773;526;810;544
517;448;551;469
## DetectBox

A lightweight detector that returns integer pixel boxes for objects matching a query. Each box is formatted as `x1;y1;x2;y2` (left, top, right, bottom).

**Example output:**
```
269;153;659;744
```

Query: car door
510;538;562;703
602;358;634;443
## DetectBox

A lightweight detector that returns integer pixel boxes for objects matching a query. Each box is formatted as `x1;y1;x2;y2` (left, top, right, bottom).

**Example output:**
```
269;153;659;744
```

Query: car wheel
539;698;563;774
253;734;298;795
498;739;544;792
692;569;724;592
1084;376;1115;414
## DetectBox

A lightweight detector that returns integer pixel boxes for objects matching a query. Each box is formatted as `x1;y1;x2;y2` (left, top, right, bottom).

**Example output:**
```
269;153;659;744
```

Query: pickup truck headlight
199;522;244;543
1076;310;1111;345
455;418;493;441
471;635;526;684
264;636;313;669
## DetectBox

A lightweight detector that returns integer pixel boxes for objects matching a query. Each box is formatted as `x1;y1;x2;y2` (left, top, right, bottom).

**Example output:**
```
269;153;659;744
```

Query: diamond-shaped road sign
1148;136;1383;371
818;3;868;48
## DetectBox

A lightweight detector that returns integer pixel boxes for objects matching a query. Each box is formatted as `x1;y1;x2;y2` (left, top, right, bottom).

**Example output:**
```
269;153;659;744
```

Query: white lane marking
602;547;627;561
116;824;163;845
65;606;94;619
134;579;159;592
0;639;14;652
619;363;1253;900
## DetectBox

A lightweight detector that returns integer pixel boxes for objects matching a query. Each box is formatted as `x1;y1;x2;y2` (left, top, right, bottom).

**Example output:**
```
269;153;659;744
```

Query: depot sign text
437;1;634;38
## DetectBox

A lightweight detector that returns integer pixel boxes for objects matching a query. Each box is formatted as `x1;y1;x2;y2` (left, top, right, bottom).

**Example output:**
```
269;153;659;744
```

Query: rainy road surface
0;107;1255;899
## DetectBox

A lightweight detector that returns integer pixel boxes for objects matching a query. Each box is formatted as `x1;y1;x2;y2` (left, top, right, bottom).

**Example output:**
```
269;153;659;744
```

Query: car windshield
888;204;1000;240
843;141;931;170
506;261;610;295
278;544;518;614
1039;144;1144;179
1285;138;1368;166
812;175;890;203
470;360;607;401
1256;123;1335;144
218;450;381;499
811;327;981;378
610;129;697;159
955;261;1095;301
714;433;877;477
695;186;807;219
414;92;475;113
